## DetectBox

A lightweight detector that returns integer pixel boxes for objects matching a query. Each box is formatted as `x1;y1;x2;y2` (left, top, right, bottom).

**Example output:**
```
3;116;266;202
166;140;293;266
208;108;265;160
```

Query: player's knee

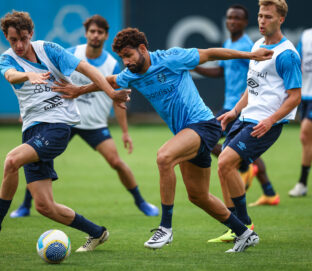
108;157;123;170
217;156;229;175
187;191;206;206
157;150;173;169
300;130;311;145
4;153;20;173
35;200;54;217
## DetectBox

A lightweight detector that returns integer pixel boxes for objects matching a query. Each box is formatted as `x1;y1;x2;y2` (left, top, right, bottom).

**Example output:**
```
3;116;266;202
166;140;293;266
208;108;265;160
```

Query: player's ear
138;44;147;54
279;16;285;25
29;31;34;39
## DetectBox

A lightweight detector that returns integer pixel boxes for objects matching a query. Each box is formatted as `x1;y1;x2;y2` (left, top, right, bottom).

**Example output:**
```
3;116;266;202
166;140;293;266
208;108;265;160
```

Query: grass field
0;124;311;271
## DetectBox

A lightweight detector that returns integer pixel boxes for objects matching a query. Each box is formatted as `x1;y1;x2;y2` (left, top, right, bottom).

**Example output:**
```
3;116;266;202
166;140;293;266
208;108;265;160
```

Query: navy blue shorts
70;127;112;149
186;118;222;168
23;123;71;183
300;100;312;121
223;119;283;171
216;108;239;137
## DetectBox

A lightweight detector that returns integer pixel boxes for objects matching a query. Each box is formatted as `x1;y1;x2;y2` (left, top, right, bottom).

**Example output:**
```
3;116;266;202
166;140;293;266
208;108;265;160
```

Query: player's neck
138;52;151;74
86;45;103;59
230;32;244;42
263;30;283;45
21;45;38;63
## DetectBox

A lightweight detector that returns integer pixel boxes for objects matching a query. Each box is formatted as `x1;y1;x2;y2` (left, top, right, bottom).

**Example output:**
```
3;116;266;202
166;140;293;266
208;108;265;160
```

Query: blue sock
228;207;237;216
0;198;12;231
69;213;105;238
160;204;173;228
128;186;145;205
22;189;32;209
222;213;247;236
231;194;251;225
262;181;276;196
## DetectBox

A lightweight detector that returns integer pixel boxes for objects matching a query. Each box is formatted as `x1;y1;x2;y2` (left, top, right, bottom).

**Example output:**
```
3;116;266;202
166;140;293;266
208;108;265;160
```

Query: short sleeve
43;42;81;76
164;47;200;71
116;69;131;88
276;49;302;90
0;54;24;76
67;46;77;55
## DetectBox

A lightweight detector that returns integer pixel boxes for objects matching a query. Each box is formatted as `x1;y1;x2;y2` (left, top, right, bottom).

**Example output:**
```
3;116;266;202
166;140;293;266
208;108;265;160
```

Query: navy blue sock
231;194;251;225
299;165;310;186
69;213;105;238
128;186;145;205
222;213;247;236
262;181;276;196
0;198;12;231
22;189;32;209
160;204;173;228
228;207;237;216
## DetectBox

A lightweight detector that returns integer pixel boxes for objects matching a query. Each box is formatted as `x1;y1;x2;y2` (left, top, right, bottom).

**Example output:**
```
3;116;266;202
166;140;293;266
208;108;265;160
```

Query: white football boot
288;183;308;197
226;230;259;253
144;226;173;249
76;229;109;252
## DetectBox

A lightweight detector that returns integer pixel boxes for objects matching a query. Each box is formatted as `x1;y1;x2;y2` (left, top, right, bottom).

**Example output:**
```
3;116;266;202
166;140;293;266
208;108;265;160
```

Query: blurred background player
217;0;301;245
289;28;312;197
195;4;280;208
0;11;130;252
10;15;159;218
54;28;273;252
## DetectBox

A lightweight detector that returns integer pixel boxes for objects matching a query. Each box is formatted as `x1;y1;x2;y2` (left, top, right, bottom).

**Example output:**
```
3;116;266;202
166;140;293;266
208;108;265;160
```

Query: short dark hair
112;28;149;53
83;15;109;33
1;10;34;36
228;4;249;20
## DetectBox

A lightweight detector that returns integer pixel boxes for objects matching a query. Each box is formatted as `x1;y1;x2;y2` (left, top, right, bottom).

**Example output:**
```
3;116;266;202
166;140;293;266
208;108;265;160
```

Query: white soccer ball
36;229;71;264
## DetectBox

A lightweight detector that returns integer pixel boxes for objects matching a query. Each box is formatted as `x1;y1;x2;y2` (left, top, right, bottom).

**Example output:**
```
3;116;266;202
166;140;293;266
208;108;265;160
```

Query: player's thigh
218;146;242;169
6;143;39;168
158;128;201;164
96;138;120;163
179;161;211;194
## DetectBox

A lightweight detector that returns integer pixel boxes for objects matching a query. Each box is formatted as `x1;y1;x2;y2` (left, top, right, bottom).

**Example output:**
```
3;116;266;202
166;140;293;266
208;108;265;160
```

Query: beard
127;52;145;73
88;40;102;49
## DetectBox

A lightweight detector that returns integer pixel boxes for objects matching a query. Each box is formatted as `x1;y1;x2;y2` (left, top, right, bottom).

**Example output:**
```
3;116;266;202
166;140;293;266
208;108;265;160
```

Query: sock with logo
231;194;251;225
160;204;173;229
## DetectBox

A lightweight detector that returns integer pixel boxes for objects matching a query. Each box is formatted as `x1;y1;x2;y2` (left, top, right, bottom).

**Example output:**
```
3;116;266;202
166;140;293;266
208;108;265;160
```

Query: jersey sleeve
164;47;200;71
276;49;302;90
116;69;132;88
43;42;81;76
0;54;24;76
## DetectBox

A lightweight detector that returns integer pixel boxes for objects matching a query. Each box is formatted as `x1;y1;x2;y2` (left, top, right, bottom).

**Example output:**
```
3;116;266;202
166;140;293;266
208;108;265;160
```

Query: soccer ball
36;229;71;264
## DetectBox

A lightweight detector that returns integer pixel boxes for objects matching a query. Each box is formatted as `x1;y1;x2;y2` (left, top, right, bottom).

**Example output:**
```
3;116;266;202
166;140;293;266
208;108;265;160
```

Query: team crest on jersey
247;78;259;88
157;73;166;83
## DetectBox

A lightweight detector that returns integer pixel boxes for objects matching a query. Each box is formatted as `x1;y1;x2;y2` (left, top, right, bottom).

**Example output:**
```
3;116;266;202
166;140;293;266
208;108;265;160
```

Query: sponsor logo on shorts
43;95;63;110
237;141;246;151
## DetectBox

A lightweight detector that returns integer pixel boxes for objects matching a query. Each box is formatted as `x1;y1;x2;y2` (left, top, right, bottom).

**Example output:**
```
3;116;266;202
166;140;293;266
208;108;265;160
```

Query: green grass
0;124;311;271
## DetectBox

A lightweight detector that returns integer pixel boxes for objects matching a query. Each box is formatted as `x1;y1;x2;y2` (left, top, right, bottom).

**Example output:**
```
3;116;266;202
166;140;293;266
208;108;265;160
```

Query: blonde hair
259;0;288;17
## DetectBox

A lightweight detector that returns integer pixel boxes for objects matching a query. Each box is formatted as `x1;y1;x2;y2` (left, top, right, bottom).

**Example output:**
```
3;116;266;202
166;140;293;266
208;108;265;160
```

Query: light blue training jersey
219;34;253;110
116;47;214;134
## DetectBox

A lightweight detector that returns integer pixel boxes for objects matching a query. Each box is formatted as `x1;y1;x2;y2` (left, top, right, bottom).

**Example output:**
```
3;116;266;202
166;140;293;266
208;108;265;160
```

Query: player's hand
217;109;237;131
122;132;133;154
52;79;80;99
252;48;274;61
27;71;51;84
250;117;274;138
113;89;131;109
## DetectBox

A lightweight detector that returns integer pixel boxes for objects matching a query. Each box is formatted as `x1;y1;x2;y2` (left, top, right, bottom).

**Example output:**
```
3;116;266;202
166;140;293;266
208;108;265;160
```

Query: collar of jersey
260;36;287;49
18;55;48;71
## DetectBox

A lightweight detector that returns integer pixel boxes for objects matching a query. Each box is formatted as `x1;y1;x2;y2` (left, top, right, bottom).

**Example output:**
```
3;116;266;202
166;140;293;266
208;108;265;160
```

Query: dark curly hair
1;10;34;35
112;28;149;53
83;15;109;33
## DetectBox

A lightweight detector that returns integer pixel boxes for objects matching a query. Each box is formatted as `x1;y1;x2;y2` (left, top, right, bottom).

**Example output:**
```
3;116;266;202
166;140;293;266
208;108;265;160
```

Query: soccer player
217;0;301;248
9;15;158;218
54;28;273;252
289;28;312;197
194;4;280;243
0;11;130;252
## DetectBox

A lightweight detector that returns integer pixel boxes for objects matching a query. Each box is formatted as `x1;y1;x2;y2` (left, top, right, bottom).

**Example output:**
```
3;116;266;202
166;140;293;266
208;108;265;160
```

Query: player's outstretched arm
76;61;130;105
5;69;51;84
251;88;301;138
198;48;273;64
193;66;224;78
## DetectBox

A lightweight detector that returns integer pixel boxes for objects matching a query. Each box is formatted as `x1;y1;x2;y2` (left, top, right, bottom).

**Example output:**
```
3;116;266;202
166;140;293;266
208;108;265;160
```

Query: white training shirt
240;37;301;123
0;41;80;131
69;44;120;129
300;29;312;99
